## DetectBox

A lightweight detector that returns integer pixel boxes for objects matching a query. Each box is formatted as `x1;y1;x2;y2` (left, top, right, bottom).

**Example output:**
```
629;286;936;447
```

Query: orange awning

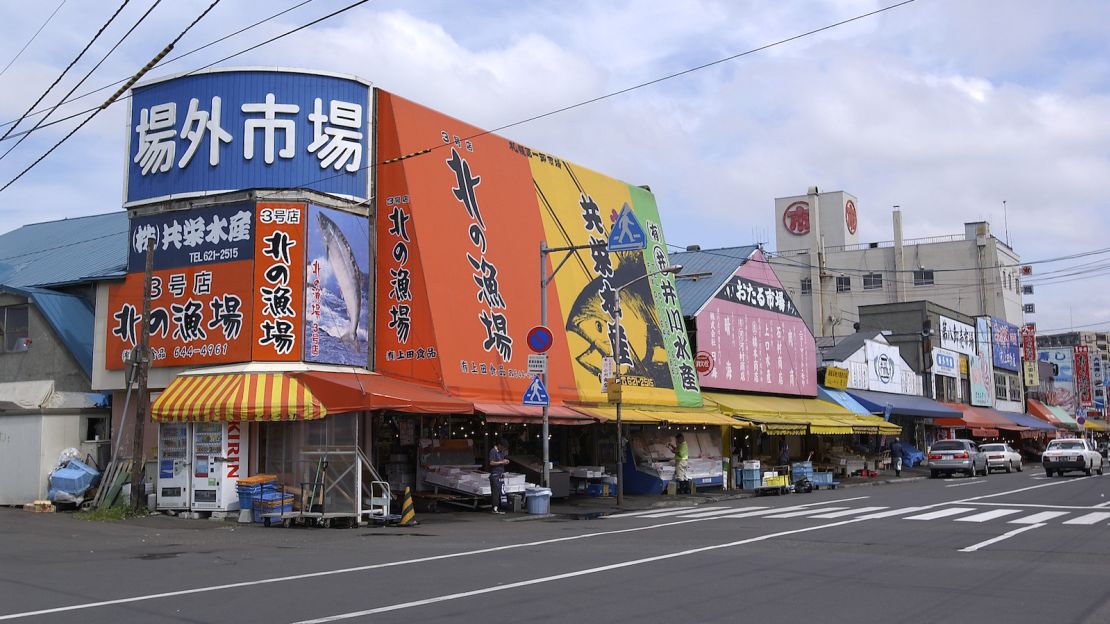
934;403;1027;437
474;402;598;426
289;371;472;414
153;373;326;422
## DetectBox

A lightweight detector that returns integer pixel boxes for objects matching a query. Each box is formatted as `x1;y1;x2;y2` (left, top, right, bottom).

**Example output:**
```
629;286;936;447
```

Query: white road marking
764;507;848;519
1094;500;1110;509
1009;511;1069;524
905;507;977;521
676;507;768;519
808;506;888;519
640;506;728;518
966;502;1107;510
954;509;1022;523
604;506;698;519
945;479;987;488
856;506;929;519
958;523;1045;553
718;506;810;519
1062;512;1110;525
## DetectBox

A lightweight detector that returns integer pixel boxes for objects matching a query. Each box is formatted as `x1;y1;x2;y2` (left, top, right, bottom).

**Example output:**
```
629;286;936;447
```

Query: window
934;375;959;401
1;305;29;352
836;276;851;292
862;272;883;290
1008;378;1022;401
800;277;812;295
913;269;934;286
994;373;1008;400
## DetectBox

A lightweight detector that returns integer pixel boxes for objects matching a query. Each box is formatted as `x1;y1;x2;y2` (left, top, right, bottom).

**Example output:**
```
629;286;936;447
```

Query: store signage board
969;354;993;407
1023;361;1040;387
527;354;548;375
522;375;550;407
125;68;372;206
938;315;976;356
932;348;960;379
825;366;849;389
990;317;1020;371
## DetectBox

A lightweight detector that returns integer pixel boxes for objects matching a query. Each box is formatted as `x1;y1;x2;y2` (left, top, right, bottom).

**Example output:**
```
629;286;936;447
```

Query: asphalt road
2;468;1109;624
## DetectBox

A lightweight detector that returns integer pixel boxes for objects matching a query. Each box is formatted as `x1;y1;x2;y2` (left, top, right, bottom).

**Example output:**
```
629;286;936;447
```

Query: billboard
125;69;372;206
990;317;1020;371
373;91;699;406
969;353;993;407
303;205;370;366
938;315;975;356
1039;347;1076;410
695;249;815;395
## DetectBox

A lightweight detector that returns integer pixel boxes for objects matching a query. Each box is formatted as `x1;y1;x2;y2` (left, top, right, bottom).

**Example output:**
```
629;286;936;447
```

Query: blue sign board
126;202;256;272
126;69;372;205
522;375;550;407
607;203;647;252
990;317;1020;371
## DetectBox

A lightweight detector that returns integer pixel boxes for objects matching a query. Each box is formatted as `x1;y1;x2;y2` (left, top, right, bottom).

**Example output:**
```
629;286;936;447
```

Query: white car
1042;438;1105;477
980;442;1022;473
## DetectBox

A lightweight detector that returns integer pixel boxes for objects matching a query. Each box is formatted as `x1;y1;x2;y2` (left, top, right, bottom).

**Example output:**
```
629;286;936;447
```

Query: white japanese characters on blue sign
126;69;372;205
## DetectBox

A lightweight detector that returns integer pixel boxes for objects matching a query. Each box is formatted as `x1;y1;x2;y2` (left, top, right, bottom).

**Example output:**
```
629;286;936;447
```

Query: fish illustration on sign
317;211;364;344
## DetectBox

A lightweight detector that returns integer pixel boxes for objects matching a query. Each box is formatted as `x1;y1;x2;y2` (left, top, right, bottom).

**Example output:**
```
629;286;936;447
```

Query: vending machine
157;423;191;510
191;421;248;511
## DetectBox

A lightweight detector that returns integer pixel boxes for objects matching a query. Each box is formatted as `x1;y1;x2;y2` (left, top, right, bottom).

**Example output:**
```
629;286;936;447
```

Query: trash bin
525;487;551;515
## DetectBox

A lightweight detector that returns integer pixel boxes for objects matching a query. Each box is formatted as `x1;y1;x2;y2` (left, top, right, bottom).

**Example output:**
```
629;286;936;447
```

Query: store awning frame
475;402;598;426
934;403;1029;435
153;373;327;422
580;406;743;428
705;392;899;435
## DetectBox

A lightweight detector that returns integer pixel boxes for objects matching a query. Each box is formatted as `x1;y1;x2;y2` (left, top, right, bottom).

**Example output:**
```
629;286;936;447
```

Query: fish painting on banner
373;90;698;406
303;205;370;366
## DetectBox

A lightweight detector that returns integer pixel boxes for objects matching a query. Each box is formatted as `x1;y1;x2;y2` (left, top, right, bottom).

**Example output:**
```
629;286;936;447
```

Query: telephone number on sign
117;347;167;363
188;248;239;263
174;343;231;359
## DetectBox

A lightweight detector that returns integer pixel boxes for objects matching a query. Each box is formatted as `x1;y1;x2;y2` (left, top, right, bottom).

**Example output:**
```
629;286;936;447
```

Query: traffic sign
527;325;554;353
523;376;550;407
607;203;647;252
527;354;548;375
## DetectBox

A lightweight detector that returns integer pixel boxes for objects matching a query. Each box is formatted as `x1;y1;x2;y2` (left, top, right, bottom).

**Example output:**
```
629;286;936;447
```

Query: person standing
669;433;690;494
778;439;790;467
889;437;904;477
488;438;510;514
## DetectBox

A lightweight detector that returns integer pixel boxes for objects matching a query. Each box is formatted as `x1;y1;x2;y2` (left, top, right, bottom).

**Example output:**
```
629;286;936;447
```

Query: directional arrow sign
607;203;647;252
522;375;550;407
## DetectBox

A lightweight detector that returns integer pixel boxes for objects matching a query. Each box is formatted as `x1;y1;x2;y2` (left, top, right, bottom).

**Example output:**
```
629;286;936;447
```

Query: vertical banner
969;353;993;406
303;204;370;366
252;203;305;361
1021;324;1039;386
1075;345;1093;407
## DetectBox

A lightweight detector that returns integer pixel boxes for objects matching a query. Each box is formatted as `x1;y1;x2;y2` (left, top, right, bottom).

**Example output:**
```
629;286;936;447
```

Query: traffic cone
397;487;417;527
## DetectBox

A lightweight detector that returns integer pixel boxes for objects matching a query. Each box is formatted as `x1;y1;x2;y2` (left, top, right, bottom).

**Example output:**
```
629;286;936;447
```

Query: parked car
927;439;988;478
980;442;1023;473
1042;438;1105;477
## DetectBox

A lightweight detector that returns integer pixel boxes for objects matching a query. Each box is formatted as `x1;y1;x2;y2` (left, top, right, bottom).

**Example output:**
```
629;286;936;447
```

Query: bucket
525;487;551;515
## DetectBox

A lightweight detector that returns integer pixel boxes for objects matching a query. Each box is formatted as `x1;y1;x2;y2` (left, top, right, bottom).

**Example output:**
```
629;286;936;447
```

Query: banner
938;315;975;356
1075;345;1093;407
303;205;370;366
1038;348;1075;410
252;203;305;361
990;317;1020;371
969;353;993;407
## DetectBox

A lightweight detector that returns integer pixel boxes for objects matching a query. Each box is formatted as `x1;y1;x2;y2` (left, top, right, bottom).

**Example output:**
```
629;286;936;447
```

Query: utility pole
130;237;154;513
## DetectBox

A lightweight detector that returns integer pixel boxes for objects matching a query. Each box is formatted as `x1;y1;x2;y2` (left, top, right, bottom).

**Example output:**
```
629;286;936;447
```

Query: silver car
980;442;1023;473
928;439;988;478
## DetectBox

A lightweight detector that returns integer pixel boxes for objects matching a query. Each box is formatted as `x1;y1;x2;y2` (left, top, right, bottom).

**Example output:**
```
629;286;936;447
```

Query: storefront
842;388;962;451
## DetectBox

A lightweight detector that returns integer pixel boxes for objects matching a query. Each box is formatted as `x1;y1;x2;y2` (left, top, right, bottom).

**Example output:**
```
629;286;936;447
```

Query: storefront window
994;373;1008;400
1;305;29;352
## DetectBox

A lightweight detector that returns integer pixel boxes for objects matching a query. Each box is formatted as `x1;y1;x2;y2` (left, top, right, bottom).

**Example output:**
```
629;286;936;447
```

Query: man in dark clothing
488;438;510;514
890;438;904;477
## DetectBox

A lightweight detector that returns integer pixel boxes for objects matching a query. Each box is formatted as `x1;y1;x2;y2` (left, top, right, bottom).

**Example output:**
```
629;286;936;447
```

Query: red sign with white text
252;203;305;361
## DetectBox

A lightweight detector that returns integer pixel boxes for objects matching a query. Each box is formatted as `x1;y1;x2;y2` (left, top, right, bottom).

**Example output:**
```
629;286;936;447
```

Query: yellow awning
581;406;743;427
1085;419;1108;432
153;373;327;422
704;392;897;435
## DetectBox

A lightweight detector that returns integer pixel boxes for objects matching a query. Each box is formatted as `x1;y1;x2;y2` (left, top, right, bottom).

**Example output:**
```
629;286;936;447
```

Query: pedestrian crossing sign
523;375;550;407
607;203;647;252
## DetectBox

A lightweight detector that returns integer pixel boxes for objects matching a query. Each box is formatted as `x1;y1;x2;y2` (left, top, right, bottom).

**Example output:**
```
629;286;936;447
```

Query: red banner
252;203;305;361
1075;345;1093;407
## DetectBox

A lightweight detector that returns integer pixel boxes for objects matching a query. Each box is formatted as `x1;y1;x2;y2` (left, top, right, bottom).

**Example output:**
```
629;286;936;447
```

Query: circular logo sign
845;199;857;234
526;326;553;353
874;353;895;384
782;201;810;236
694;351;714;375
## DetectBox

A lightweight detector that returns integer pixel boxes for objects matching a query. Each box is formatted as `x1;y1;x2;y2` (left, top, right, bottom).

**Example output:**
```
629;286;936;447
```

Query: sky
0;0;1107;336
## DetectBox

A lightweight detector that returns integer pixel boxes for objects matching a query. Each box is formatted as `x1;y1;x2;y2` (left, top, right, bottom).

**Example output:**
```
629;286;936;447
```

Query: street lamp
611;264;683;507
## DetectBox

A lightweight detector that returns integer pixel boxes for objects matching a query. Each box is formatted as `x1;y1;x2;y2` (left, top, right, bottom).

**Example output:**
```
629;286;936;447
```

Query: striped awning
581;406;743;427
153;373;326;422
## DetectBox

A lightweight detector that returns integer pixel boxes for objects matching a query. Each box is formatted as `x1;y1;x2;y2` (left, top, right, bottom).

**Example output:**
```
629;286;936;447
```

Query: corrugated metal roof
0;212;128;288
819;330;883;363
669;245;758;316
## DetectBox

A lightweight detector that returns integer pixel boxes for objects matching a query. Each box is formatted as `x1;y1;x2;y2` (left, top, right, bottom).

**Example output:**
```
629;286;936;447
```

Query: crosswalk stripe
640;506;728;518
764;507;848;519
1009;511;1069;524
906;507;977;521
955;509;1023;523
855;506;929;519
719;505;812;519
604;506;698;519
1062;512;1110;525
677;507;768;519
809;506;888;519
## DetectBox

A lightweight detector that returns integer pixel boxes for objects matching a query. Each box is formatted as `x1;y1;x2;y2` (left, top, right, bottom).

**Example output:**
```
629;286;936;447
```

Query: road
1;469;1108;623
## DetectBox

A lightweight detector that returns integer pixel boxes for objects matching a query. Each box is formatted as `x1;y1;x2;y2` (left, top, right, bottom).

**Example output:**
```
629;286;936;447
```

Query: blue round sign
527;325;553;353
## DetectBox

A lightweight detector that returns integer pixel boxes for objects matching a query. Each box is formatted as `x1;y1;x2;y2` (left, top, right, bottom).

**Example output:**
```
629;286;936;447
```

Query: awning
844;389;963;420
705;392;898;435
1085;419;1108;432
581;406;742;427
995;410;1057;432
818;387;872;415
1027;400;1073;430
288;371;472;414
153;373;326;422
475;403;597;426
934;403;1028;437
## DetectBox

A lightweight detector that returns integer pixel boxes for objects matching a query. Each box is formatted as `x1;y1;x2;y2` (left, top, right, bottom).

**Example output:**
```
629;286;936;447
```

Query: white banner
939;315;976;356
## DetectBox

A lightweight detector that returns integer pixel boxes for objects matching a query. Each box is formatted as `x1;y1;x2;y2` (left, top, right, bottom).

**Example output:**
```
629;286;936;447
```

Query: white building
768;188;1025;339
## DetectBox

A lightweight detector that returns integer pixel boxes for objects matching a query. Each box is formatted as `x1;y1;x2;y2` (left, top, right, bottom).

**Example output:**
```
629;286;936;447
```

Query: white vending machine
157;422;191;510
191;421;248;511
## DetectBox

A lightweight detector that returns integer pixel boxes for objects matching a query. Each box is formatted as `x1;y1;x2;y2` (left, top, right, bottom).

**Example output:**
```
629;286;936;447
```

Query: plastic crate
586;483;617;497
791;462;813;477
741;478;761;491
763;475;789;487
812;472;834;486
253;493;294;523
236;482;278;511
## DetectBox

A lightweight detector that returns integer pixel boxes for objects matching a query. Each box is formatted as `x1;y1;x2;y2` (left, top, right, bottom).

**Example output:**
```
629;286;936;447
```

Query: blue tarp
845;389;963;420
48;459;100;503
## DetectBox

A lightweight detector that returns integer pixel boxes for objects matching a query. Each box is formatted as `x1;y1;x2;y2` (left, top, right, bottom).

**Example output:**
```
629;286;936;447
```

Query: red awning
474;402;598;426
934;403;1027;435
1027;400;1065;427
289;371;473;414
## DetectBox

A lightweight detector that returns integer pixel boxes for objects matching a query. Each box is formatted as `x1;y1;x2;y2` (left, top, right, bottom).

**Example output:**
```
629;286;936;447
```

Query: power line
0;0;131;144
0;0;164;163
0;0;317;136
0;1;66;80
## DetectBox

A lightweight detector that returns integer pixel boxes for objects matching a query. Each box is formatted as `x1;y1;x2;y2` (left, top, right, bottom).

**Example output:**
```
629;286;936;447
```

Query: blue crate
741;477;761;491
253;493;294;523
236;482;278;510
811;472;834;486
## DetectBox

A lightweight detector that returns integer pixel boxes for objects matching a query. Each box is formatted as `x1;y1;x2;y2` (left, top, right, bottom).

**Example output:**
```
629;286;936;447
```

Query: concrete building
768;189;1025;339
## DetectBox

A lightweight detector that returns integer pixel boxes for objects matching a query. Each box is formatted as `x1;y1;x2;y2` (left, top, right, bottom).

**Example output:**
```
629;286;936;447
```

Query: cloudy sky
0;0;1107;334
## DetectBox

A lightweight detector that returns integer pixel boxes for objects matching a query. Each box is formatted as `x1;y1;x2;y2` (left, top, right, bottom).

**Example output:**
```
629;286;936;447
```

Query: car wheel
1098;462;1104;476
930;470;938;479
1017;461;1023;472
1044;469;1053;477
1086;464;1093;476
1006;461;1013;474
970;464;978;477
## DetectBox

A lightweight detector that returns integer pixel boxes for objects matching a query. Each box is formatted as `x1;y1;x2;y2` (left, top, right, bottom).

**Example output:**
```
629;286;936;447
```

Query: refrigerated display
191;421;248;511
157;423;191;510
